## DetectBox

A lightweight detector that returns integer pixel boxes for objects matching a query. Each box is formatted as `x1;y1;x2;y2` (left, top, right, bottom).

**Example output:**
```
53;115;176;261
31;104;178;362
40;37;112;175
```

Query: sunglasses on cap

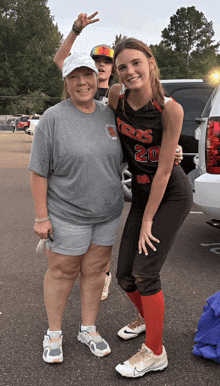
90;46;114;59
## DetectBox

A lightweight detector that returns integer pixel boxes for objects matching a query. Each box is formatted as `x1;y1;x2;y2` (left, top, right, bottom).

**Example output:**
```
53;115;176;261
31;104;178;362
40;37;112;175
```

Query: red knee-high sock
127;290;144;317
141;290;164;355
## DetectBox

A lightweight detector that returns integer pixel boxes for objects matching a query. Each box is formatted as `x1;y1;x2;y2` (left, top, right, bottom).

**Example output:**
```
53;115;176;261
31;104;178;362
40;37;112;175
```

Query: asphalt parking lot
1;131;220;386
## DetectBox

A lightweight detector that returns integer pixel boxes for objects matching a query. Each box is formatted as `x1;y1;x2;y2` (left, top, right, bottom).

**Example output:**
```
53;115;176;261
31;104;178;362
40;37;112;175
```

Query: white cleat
117;314;146;340
115;344;168;378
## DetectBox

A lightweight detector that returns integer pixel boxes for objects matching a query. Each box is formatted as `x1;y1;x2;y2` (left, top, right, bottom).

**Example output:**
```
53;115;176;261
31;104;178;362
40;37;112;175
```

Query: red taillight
206;118;220;173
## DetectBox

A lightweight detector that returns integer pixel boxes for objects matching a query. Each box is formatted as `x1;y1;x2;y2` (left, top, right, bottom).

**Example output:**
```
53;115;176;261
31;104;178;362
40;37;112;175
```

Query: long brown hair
114;38;165;108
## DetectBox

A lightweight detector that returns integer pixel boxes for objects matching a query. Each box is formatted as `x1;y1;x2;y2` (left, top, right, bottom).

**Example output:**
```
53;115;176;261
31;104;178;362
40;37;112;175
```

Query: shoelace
128;315;145;329
45;336;62;349
129;346;150;366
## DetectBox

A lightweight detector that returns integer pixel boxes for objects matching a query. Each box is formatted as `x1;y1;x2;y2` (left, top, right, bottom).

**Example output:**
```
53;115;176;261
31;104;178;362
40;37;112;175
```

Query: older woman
28;53;124;363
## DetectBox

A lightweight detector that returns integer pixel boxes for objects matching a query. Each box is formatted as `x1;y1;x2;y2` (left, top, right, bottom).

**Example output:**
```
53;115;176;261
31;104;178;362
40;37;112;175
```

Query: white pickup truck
193;85;220;228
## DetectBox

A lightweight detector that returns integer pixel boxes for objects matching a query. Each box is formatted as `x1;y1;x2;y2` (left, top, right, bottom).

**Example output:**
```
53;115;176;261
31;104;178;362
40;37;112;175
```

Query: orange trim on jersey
136;174;151;184
153;101;162;112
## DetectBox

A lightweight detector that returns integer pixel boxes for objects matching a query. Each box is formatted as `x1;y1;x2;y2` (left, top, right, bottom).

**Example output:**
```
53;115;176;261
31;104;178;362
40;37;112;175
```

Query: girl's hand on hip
174;145;183;163
34;220;53;240
75;12;99;30
138;221;160;255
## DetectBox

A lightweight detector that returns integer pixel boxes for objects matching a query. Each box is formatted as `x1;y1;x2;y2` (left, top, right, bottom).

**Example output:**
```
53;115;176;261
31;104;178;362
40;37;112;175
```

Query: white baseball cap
62;52;98;78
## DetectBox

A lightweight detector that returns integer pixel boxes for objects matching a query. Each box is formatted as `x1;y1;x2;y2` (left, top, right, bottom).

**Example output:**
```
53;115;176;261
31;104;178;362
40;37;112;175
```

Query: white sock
47;329;62;338
81;325;96;332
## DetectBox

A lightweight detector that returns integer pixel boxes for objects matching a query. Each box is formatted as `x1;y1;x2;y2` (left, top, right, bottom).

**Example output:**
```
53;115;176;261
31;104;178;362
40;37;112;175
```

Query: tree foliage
5;90;50;115
161;6;220;74
111;7;220;80
0;0;63;114
150;42;188;79
112;34;127;50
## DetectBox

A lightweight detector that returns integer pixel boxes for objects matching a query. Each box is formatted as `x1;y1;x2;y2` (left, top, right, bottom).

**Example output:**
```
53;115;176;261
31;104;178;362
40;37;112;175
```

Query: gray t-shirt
28;99;124;224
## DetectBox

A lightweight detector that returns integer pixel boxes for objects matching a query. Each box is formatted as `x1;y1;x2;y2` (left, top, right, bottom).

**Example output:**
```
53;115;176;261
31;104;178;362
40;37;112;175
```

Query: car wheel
121;163;132;201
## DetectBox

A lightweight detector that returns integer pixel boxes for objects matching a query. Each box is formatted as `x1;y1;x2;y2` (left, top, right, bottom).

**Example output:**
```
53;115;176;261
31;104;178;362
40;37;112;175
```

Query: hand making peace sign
74;12;100;31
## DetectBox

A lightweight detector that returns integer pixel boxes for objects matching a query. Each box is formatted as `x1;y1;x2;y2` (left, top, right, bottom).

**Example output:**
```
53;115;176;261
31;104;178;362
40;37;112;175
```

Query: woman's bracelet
35;216;50;223
72;23;82;35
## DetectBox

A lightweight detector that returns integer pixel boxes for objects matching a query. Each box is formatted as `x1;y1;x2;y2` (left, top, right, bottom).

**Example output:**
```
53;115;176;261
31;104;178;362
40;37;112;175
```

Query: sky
47;0;220;54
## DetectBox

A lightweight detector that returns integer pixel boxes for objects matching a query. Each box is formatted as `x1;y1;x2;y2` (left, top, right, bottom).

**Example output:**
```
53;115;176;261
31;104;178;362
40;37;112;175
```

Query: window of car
161;82;214;137
169;88;213;136
20;116;30;122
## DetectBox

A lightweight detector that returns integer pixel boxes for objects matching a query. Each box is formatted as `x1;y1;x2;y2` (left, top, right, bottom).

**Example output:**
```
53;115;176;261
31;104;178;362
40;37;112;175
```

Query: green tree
5;90;50;115
0;0;63;114
112;34;127;50
150;42;188;79
161;6;219;75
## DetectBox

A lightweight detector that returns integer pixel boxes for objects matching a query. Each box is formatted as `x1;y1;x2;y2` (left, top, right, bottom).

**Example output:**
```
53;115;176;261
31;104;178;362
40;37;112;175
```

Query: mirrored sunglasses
91;46;114;59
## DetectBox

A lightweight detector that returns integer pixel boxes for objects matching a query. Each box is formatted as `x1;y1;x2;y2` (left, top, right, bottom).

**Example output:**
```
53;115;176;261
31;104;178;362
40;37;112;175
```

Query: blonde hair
114;38;165;108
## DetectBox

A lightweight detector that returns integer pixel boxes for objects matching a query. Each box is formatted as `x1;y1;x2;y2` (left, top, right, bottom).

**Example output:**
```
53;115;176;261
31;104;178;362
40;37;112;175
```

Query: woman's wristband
72;23;82;35
35;216;50;223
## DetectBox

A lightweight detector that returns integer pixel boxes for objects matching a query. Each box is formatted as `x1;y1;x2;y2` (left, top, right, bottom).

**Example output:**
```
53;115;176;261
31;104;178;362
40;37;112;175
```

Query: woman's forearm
142;101;184;224
54;31;78;71
54;12;99;72
30;171;48;220
142;172;170;223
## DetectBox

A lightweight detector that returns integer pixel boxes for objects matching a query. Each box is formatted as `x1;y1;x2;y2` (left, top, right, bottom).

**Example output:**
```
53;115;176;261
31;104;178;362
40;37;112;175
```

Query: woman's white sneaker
101;273;112;301
43;331;63;363
117;314;146;340
77;326;111;357
115;344;168;378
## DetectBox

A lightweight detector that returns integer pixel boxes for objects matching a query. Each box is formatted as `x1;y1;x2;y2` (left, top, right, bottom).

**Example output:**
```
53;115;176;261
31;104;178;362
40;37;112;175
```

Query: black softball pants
116;165;193;296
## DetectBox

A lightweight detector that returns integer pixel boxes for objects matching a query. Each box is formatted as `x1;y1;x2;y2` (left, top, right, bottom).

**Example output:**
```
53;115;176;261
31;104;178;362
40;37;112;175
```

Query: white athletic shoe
117;314;146;340
43;331;63;363
101;273;112;301
77;326;111;357
115;344;168;378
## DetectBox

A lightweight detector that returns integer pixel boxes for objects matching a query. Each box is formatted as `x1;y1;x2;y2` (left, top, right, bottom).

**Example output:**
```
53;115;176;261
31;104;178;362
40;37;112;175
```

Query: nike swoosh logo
134;363;154;376
123;330;137;334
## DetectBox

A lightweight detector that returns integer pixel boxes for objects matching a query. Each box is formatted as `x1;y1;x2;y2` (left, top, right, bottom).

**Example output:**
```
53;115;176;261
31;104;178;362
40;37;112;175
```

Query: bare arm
107;83;122;110
54;12;99;71
30;171;52;239
138;101;184;254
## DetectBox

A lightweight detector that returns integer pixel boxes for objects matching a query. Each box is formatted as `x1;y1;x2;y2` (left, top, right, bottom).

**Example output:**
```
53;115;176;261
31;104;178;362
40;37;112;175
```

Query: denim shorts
46;212;121;256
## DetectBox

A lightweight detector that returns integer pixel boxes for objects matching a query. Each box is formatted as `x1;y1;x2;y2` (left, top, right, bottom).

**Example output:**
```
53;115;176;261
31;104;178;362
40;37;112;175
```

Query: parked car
16;115;30;132
121;79;214;201
193;85;220;227
26;115;41;135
